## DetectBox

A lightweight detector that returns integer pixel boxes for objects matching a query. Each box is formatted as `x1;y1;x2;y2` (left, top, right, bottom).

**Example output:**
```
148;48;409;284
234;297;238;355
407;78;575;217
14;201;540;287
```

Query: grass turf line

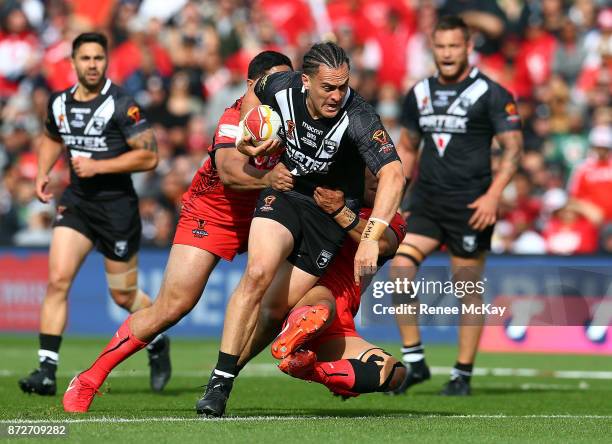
0;335;609;443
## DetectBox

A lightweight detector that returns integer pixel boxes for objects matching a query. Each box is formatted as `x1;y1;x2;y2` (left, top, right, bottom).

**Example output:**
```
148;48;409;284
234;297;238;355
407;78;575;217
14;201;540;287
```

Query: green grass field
0;335;610;443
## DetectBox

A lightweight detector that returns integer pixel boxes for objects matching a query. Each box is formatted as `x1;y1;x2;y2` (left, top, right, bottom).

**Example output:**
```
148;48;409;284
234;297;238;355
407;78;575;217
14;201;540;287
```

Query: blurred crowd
0;0;610;254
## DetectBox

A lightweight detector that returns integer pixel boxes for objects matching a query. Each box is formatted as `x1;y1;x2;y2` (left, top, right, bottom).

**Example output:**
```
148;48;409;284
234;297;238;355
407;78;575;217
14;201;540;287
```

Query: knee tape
128;289;150;313
395;243;425;267
106;267;138;292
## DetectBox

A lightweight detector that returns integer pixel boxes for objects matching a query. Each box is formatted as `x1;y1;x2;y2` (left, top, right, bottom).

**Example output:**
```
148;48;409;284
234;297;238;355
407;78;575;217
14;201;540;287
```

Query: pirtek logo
419;115;468;132
61;135;107;148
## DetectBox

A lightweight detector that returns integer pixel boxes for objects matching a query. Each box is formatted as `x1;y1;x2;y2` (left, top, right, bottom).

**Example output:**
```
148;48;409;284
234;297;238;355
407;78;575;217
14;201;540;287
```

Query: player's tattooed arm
74;129;159;177
127;128;158;153
468;129;523;231
490;129;523;194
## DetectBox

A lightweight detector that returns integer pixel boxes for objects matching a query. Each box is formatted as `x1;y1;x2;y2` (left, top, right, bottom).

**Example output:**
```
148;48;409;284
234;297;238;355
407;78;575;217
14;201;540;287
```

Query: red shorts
308;282;360;351
173;210;251;261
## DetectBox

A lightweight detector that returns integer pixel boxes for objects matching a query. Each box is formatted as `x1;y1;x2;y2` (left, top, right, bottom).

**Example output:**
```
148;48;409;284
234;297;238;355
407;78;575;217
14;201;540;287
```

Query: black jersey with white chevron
45;78;151;199
254;71;399;204
400;67;521;195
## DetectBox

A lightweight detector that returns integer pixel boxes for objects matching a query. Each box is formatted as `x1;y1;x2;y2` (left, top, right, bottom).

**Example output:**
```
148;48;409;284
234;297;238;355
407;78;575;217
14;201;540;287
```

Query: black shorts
405;187;493;258
53;188;141;262
253;188;346;277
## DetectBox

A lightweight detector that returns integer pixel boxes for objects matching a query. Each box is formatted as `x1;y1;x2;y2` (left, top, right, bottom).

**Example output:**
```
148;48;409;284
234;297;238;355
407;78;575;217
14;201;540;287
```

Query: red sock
80;316;147;388
311;359;381;396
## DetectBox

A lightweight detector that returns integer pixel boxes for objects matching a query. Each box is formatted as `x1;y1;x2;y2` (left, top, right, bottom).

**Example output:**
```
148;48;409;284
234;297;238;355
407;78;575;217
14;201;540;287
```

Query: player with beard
390;16;523;396
18;33;166;397
61;51;294;413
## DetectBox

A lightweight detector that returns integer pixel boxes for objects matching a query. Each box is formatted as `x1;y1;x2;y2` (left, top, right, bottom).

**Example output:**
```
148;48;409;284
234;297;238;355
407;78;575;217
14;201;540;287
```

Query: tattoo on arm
497;131;523;176
128;130;158;153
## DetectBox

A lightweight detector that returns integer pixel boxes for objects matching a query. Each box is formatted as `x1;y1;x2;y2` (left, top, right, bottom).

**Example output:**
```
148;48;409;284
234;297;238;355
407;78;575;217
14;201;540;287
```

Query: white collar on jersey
70;78;112;95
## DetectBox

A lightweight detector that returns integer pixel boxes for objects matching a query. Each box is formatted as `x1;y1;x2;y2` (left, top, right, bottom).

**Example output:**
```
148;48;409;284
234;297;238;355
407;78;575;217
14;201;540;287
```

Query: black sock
235;363;245;376
451;362;473;381
38;334;62;374
401;342;426;370
213;351;239;379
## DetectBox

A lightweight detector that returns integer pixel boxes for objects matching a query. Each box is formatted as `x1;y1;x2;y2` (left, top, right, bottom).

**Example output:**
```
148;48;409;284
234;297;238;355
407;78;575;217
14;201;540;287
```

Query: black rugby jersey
45;79;151;199
254;71;399;204
400;67;521;195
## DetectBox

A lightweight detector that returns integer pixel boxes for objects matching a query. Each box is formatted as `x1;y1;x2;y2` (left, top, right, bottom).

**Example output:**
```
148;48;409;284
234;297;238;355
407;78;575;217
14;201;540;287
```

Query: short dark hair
302;42;350;76
247;51;293;80
434;15;470;41
72;32;108;58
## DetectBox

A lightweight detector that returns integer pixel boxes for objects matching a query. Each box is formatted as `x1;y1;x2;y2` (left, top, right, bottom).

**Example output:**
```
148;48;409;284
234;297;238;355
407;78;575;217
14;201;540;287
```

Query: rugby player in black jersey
18;33;170;396
196;42;404;417
390;16;523;396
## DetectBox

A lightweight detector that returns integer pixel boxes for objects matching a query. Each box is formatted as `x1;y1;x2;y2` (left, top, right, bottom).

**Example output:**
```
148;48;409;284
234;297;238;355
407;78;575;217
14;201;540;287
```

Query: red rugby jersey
181;97;281;225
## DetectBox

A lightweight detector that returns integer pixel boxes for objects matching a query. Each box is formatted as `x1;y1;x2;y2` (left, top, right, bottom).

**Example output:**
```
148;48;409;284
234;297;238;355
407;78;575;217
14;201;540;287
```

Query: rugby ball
240;105;282;146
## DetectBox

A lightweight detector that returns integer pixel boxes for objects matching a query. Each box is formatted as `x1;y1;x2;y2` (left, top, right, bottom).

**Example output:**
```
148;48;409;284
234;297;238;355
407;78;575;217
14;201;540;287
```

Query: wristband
361;217;389;242
333;206;359;231
330;204;345;217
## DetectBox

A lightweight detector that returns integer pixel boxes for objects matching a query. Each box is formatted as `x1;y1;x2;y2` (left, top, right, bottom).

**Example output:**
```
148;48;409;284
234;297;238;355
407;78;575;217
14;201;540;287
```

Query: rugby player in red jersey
62;51;293;413
271;185;408;396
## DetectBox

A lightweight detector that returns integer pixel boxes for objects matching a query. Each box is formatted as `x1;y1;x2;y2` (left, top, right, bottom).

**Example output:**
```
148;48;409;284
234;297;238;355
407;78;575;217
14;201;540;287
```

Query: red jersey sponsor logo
192;219;208;238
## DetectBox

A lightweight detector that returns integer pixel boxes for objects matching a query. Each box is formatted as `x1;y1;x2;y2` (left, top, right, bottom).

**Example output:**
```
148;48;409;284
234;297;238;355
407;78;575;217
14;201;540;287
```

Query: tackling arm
216;149;293;192
313;187;399;256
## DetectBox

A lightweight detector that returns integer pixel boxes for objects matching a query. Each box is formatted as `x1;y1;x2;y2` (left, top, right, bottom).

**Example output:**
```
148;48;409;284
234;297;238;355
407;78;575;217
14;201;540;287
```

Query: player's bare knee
47;271;72;297
243;263;273;291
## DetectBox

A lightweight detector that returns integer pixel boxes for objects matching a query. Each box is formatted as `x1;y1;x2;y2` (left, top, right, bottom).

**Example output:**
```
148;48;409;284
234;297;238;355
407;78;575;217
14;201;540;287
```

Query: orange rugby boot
271;305;330;359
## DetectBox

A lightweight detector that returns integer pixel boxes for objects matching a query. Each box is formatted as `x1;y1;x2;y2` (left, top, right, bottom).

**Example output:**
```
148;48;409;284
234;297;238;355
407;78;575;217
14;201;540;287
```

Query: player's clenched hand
267;162;294;191
35;174;53;203
71;157;99;178
468;193;499;231
314;187;344;214
354;240;379;285
236;134;281;157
